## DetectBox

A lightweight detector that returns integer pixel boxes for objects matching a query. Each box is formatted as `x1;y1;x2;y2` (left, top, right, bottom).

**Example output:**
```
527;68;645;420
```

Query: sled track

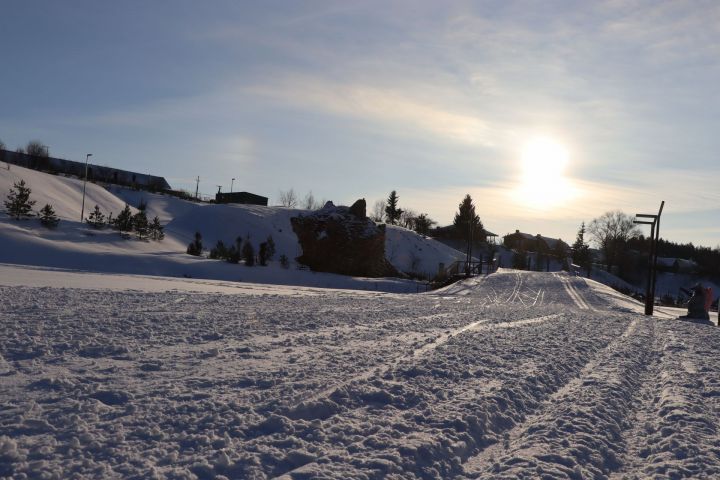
463;316;653;478
555;272;590;309
273;312;571;479
295;312;564;407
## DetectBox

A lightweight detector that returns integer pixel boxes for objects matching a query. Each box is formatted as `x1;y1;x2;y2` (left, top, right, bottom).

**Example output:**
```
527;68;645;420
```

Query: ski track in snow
2;270;720;479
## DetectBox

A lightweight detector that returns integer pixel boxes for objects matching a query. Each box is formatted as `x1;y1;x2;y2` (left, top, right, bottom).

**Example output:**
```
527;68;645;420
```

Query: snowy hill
0;164;464;292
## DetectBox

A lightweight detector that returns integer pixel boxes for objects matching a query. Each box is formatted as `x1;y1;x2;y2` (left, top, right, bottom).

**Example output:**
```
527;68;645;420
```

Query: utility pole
195;176;200;199
80;153;92;222
231;178;235;193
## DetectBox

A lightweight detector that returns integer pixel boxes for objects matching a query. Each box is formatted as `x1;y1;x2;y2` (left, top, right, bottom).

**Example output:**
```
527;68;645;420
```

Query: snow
2;266;720;479
4;165;720;478
0;164;463;293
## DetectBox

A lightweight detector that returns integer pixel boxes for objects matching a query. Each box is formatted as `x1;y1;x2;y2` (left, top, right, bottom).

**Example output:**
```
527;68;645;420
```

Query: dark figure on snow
680;284;710;321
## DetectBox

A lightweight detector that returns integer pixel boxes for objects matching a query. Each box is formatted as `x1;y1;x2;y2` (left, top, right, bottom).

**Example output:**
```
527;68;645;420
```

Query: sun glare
516;137;575;209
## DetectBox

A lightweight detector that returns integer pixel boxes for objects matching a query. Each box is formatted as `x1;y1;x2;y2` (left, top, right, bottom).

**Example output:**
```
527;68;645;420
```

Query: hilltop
0;164;465;292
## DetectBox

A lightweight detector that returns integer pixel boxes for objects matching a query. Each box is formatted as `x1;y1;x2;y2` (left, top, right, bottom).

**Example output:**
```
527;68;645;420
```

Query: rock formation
290;199;399;277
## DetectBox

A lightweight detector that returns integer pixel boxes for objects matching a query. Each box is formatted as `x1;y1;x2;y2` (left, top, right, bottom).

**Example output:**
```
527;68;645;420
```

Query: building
215;191;268;206
503;230;569;253
0;149;171;190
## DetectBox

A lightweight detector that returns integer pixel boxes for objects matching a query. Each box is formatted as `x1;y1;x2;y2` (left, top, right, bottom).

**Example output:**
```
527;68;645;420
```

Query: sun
521;137;569;182
516;137;575;209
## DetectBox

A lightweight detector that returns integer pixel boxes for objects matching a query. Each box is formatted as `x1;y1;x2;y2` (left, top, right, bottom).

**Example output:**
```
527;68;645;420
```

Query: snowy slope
0;165;464;292
2;267;719;479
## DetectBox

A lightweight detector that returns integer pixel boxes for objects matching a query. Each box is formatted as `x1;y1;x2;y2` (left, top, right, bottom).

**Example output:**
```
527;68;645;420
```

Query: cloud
243;75;498;147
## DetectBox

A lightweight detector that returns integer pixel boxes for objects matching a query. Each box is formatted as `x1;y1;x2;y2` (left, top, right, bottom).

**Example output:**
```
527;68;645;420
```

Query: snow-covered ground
2;265;719;479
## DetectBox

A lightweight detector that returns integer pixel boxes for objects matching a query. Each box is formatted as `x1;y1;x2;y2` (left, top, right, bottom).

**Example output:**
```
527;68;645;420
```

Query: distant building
0;149;171;190
215;191;268;206
503;230;569;253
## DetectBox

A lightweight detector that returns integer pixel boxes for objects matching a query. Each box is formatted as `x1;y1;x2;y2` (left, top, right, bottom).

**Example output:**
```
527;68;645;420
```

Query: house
215;191;268;206
1;149;171;190
503;230;569;254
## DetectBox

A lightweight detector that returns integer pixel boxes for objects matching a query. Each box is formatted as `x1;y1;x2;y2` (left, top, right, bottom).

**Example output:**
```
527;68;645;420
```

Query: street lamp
231;178;235;193
80;153;92;222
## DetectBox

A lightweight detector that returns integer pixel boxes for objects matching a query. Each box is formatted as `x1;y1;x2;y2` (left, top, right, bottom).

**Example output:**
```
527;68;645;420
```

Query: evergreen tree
149;216;164;240
38;204;59;228
413;213;436;236
137;198;147;211
572;222;592;276
133;211;149;239
453;194;484;241
4;179;36;220
265;235;276;261
209;240;227;260
242;236;255;266
384;190;402;225
187;231;203;256
87;205;106;229
279;254;290;269
225;236;242;264
259;242;269;266
114;204;134;233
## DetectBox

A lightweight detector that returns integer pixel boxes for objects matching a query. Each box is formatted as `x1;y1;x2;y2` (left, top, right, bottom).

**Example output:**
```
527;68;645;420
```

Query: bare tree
370;199;386;222
588;210;640;273
26;140;48;157
399;209;417;229
302;191;322;210
279;188;298;208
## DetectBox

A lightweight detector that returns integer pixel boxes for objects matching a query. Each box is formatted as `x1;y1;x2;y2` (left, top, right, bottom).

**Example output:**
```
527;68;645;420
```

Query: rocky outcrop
290;199;399;277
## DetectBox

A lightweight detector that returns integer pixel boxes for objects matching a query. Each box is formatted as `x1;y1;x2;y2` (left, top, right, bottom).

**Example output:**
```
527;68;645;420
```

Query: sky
1;1;719;248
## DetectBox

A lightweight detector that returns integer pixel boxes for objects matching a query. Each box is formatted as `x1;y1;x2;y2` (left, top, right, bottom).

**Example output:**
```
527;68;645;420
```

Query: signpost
633;201;665;316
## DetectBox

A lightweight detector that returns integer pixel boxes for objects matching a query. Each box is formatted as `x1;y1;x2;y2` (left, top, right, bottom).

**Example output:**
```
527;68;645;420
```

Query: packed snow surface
2;266;720;479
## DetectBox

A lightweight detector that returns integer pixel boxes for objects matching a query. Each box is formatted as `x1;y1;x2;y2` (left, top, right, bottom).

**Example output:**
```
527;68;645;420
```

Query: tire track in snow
273;312;575;480
555;272;590;309
293;312;565;408
611;323;720;478
463;316;653;478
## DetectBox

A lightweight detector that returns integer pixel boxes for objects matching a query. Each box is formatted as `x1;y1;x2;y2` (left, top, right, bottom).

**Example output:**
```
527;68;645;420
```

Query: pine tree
149;216;164;240
87;205;106;229
265;235;276;261
242;236;255;266
413;213;436;236
38;204;59;228
259;242;269;266
209;240;228;260
187;231;203;256
279;254;290;269
572;222;592;276
133;211;149;239
384;190;402;225
114;204;134;233
223;236;242;263
4;179;36;220
453;194;484;241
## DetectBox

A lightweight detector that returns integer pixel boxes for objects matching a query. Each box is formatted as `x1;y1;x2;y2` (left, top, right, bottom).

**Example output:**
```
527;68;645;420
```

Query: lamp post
80;153;92;222
231;178;235;193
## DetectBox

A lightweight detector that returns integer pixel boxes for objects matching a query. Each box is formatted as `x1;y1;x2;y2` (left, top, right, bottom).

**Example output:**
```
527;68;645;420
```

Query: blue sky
2;1;719;248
